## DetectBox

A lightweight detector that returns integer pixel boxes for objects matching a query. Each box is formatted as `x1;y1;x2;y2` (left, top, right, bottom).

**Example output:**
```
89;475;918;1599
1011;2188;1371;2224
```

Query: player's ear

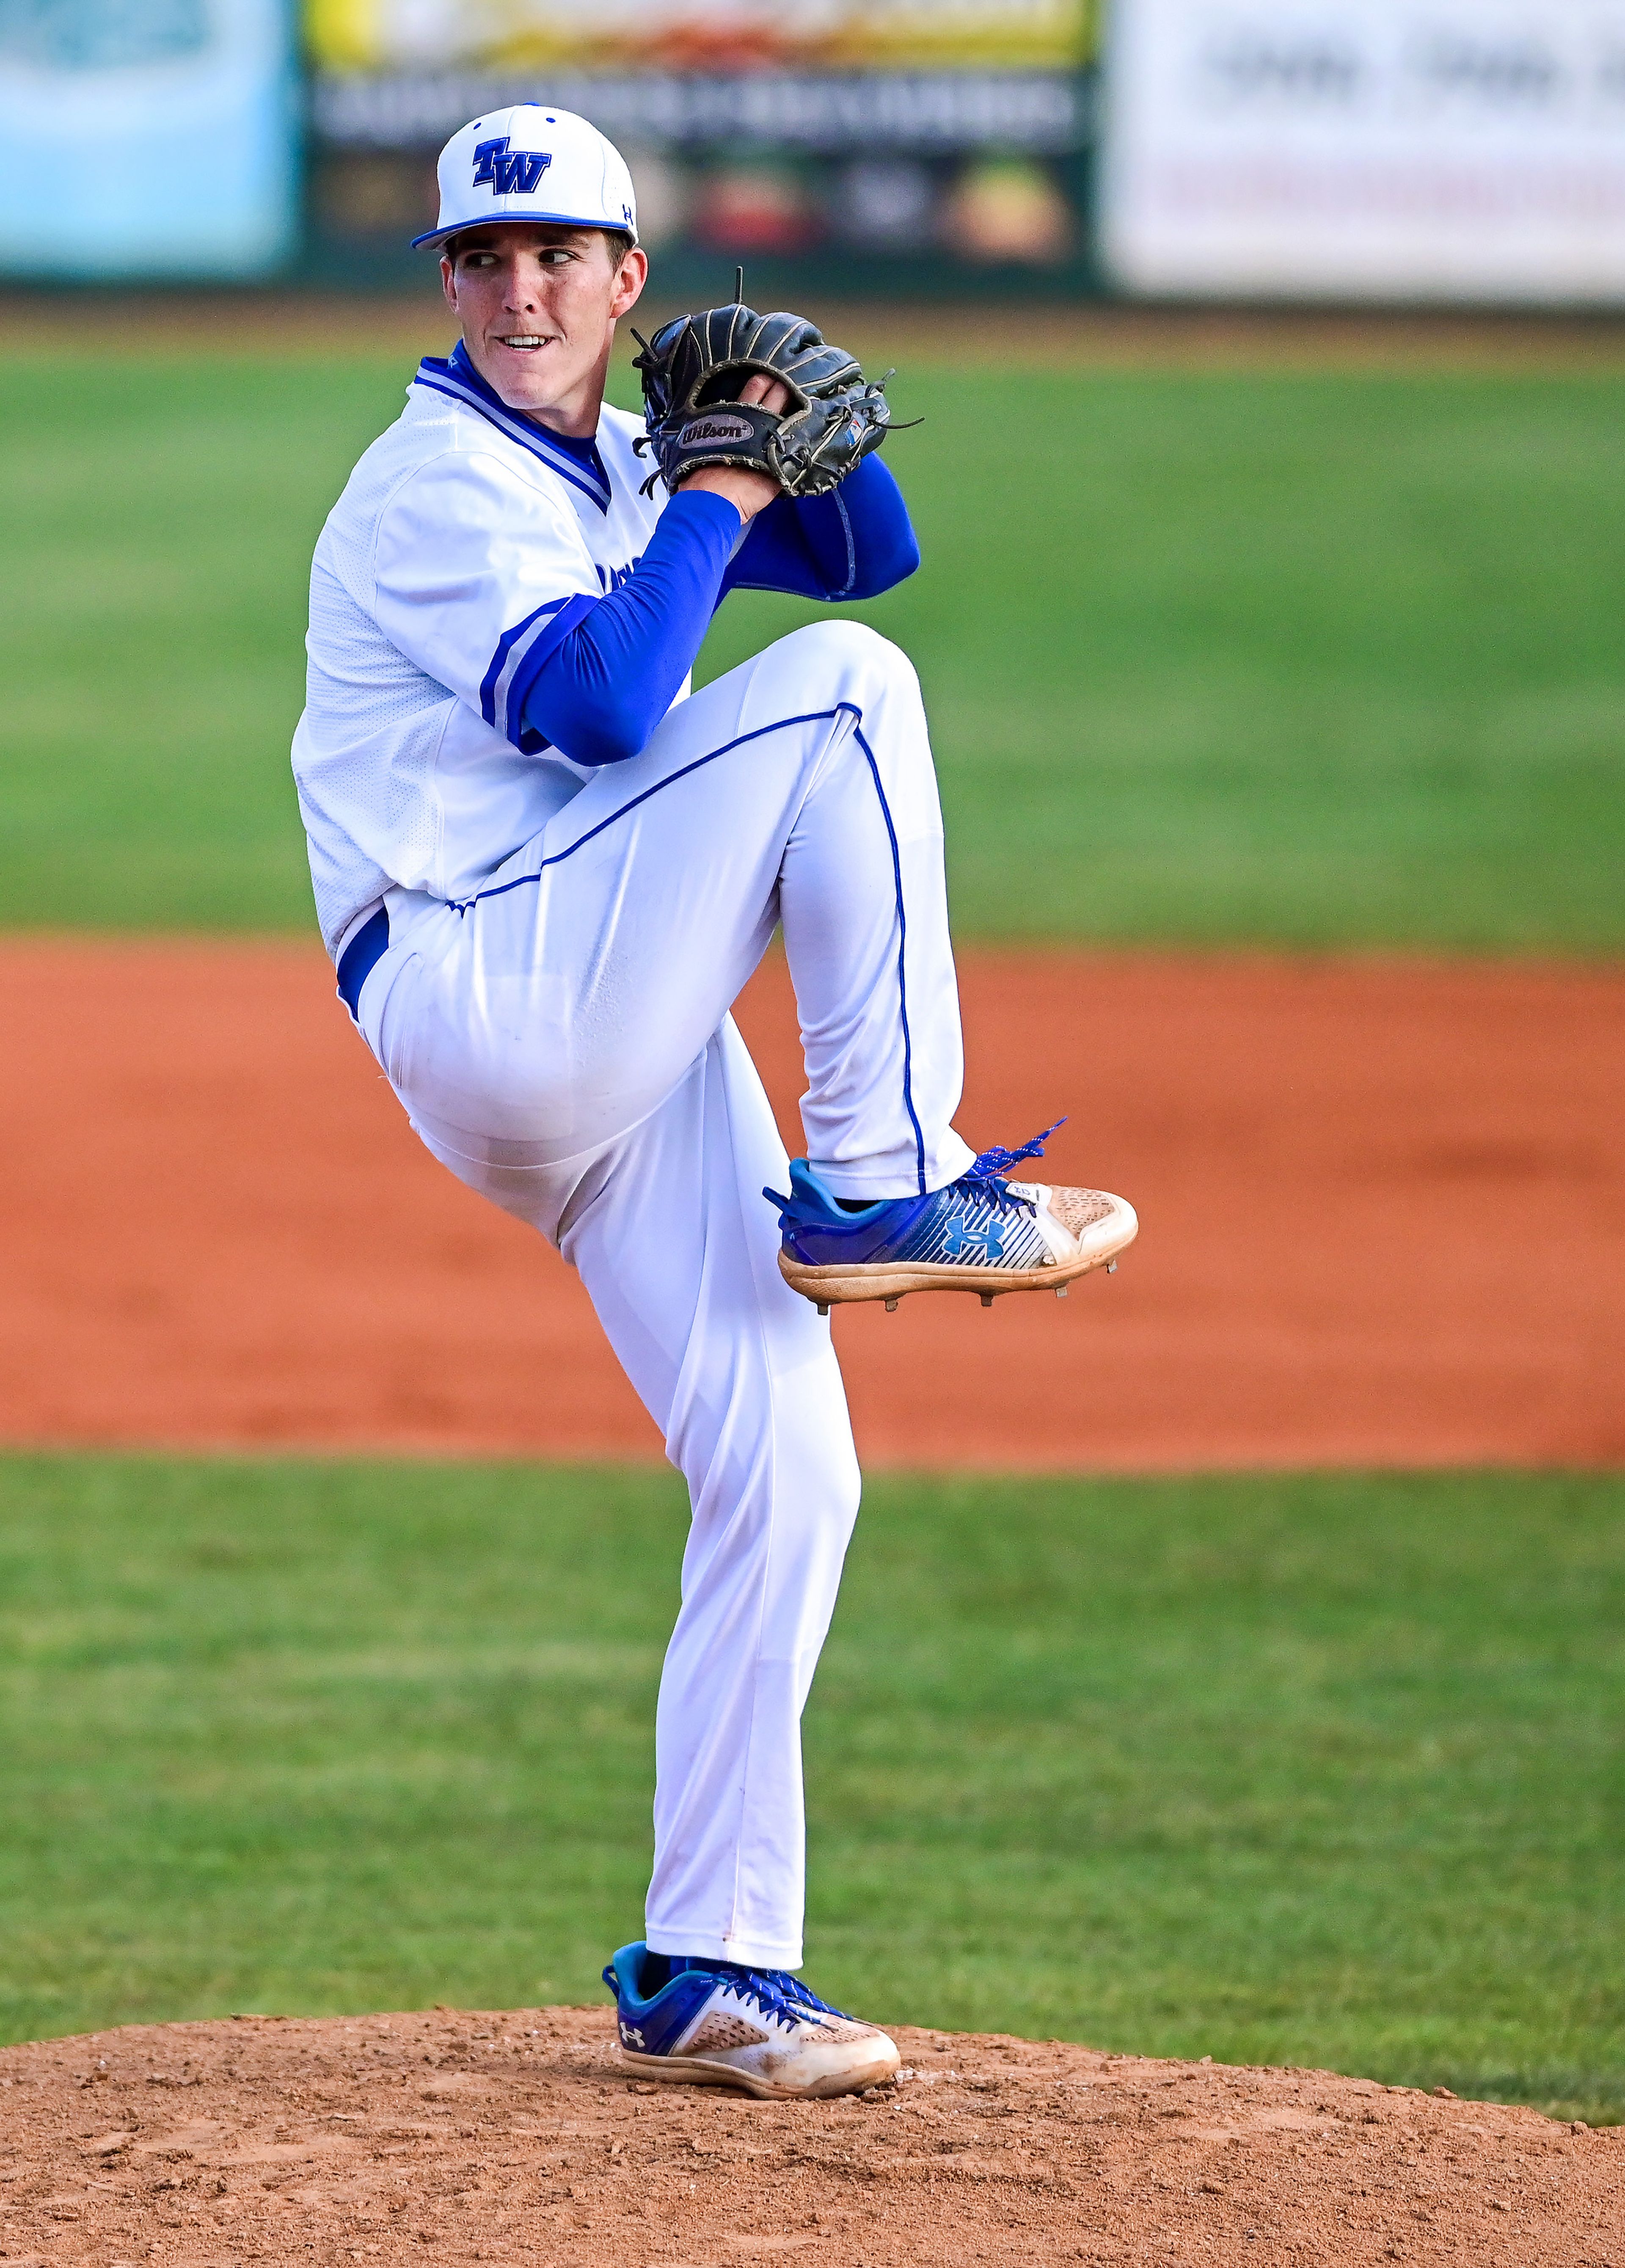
440;249;458;312
611;245;648;322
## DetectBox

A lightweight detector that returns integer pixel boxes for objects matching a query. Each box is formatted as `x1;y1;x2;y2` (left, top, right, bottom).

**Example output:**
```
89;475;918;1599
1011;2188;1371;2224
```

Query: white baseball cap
412;105;638;250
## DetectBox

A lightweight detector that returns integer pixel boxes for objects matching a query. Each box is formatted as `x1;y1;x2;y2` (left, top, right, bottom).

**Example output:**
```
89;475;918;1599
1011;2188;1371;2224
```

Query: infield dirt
1;2006;1619;2268
1;941;1619;1469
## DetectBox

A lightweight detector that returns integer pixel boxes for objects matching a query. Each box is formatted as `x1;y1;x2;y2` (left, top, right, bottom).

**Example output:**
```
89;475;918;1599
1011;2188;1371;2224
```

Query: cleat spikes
1106;1260;1117;1274
884;1298;899;1313
1056;1284;1067;1298
980;1292;995;1309
816;1302;829;1318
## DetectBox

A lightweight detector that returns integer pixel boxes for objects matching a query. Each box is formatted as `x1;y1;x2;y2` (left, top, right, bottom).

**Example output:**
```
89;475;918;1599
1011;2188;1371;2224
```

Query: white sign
1099;0;1625;303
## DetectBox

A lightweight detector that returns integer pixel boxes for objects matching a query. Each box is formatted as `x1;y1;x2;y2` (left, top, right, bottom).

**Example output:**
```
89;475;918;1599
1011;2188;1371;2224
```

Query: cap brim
412;212;638;248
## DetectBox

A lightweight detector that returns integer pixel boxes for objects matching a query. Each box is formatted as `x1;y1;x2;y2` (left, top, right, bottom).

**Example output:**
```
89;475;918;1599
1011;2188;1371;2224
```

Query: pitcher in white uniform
293;103;1135;2101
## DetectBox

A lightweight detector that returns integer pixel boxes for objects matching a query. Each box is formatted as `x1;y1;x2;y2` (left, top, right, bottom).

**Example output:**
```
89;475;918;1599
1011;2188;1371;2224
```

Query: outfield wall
4;1;1623;305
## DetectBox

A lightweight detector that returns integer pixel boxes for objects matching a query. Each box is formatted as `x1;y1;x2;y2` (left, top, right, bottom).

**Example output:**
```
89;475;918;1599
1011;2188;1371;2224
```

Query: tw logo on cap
472;137;552;196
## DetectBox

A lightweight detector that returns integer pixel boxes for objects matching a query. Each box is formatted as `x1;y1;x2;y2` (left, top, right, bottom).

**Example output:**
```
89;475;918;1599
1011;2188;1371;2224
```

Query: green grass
2;350;1622;945
1;1455;1620;2123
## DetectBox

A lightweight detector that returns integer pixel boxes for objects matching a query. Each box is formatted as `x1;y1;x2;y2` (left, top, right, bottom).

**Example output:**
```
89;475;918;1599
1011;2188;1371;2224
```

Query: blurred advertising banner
0;0;298;278
308;0;1086;70
306;0;1101;286
1100;0;1625;303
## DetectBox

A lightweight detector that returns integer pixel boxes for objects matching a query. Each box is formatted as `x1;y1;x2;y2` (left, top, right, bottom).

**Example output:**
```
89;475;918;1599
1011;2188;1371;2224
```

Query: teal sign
0;0;297;277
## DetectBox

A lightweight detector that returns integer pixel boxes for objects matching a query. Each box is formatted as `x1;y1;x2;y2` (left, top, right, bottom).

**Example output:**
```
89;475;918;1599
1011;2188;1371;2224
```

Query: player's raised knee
771;617;919;696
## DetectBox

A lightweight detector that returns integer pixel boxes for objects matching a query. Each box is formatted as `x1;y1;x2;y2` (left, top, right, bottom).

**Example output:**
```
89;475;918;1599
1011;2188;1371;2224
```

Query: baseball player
293;105;1135;2101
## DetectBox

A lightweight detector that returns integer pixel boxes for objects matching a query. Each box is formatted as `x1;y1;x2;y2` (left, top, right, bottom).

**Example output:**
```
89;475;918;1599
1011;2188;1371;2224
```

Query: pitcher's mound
0;2006;1616;2265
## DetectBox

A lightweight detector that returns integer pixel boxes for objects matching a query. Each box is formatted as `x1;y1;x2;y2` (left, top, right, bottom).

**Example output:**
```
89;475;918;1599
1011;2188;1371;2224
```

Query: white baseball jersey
292;353;674;956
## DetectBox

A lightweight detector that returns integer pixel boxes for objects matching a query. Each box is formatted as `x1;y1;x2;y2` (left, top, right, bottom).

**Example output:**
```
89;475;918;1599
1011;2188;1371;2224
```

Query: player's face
441;224;647;435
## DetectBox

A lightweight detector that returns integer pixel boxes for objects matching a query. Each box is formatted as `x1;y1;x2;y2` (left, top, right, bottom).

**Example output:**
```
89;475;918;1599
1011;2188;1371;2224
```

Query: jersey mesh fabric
293;387;658;956
299;552;450;951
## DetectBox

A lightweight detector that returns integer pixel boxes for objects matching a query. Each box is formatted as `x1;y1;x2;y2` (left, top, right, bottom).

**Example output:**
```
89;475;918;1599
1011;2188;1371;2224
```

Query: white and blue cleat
766;1121;1137;1313
602;1943;901;2099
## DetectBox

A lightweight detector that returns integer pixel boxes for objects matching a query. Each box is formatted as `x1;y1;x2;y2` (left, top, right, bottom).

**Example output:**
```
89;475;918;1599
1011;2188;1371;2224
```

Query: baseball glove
632;276;894;501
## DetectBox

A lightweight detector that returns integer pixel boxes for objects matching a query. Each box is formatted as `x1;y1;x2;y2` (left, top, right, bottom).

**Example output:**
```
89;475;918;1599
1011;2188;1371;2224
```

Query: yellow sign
308;0;1097;74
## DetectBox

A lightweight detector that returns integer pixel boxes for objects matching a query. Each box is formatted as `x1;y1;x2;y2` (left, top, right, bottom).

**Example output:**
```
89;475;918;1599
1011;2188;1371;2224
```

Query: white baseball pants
353;620;975;1969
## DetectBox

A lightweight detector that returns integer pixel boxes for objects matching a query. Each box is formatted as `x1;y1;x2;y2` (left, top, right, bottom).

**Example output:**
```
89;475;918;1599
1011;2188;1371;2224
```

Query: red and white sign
1099;0;1625;302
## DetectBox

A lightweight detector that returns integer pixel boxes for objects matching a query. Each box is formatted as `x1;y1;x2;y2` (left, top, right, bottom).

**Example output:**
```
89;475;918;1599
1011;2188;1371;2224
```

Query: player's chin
486;340;562;400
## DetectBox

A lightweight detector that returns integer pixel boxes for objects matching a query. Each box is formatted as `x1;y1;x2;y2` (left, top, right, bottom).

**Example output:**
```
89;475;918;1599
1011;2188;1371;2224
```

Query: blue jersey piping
851;718;926;1194
480;590;599;746
442;700;925;1193
412;352;614;514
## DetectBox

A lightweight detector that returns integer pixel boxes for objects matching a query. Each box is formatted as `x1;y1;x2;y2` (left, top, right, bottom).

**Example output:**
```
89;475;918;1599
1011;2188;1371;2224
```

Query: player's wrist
678;465;782;522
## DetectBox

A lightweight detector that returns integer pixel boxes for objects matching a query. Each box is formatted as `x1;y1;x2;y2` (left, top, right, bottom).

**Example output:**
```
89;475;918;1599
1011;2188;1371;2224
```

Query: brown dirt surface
1;2008;1619;2268
3;940;1622;1470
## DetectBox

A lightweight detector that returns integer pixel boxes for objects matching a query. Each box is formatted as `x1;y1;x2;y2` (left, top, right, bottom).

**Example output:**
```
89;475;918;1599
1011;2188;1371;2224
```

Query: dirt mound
3;942;1622;1470
0;2007;1617;2266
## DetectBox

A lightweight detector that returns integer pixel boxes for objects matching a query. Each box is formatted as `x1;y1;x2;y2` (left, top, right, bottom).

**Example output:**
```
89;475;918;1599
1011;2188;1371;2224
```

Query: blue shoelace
766;1118;1066;1235
675;1959;851;2029
956;1118;1066;1213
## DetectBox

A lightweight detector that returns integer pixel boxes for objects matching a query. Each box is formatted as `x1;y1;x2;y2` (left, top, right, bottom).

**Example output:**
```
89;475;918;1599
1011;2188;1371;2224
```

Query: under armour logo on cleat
945;1216;1005;1262
619;2022;645;2048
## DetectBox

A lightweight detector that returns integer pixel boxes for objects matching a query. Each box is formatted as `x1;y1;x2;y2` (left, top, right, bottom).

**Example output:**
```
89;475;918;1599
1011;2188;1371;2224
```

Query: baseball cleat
601;1942;900;2100
765;1121;1137;1310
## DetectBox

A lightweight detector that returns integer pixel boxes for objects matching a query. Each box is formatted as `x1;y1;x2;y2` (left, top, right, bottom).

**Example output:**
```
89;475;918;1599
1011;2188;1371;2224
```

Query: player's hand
736;373;792;416
677;372;792;522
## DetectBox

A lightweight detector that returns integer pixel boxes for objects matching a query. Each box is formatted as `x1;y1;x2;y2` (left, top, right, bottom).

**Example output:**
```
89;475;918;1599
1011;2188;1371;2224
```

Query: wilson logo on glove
631;275;906;502
675;413;757;449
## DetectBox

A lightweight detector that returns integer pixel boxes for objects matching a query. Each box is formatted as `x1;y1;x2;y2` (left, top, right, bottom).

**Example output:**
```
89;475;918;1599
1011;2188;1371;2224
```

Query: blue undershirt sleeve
515;488;742;767
721;455;920;603
514;459;918;768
